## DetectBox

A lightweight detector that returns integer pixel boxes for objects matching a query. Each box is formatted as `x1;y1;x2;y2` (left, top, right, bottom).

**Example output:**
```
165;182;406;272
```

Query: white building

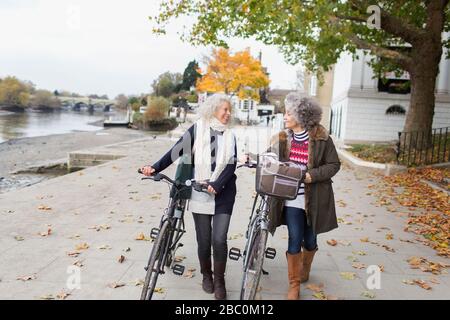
329;49;450;143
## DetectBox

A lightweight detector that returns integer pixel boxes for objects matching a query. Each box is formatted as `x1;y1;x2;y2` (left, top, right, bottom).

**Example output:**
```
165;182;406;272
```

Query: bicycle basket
255;153;305;200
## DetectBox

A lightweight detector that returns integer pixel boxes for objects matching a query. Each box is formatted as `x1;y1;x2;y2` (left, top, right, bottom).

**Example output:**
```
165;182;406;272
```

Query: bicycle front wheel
140;220;170;300
240;228;268;300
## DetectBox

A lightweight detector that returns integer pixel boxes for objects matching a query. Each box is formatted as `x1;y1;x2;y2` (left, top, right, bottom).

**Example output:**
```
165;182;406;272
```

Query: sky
0;0;300;98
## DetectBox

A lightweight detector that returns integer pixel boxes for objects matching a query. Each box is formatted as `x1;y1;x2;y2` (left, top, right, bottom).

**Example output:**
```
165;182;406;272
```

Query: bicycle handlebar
138;168;209;193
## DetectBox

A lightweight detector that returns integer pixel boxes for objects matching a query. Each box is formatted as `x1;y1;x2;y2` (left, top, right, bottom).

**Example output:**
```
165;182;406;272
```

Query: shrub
144;96;170;121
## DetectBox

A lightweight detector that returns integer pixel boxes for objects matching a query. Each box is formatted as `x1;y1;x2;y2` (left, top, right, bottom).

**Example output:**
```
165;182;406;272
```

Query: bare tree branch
348;34;413;70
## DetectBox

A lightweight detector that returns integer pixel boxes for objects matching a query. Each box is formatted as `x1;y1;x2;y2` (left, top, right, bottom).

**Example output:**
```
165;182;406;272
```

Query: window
386;105;406;115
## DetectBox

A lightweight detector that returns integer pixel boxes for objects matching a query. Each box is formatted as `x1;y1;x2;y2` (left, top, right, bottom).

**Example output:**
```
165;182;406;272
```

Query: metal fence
397;126;450;166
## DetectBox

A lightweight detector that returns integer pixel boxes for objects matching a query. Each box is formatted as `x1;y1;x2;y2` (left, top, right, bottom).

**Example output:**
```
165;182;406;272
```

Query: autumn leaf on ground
39;294;55;300
17;274;37;281
306;283;324;292
338;240;351;246
73;260;84;267
228;233;244;240
14;235;24;241
118;255;125;263
360;237;369;243
75;243;89;250
183;270;195;278
378;265;385;272
56;292;70;300
326;239;338;246
312;292;327;300
38;205;52;211
353;251;367;256
352;263;367;270
337;200;347;207
361;291;376;299
134;279;144;286
382;245;395;252
97;245;112;250
346;256;359;263
67;251;82;257
135;233;151;241
174;256;186;262
154;287;165;294
69;234;80;240
123;247;131;252
340;272;357;280
385;233;394;240
413;279;432;290
108;282;126;289
39;228;52;237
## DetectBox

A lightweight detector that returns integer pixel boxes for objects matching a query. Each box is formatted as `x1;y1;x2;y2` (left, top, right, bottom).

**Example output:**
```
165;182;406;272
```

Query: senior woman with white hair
141;94;237;300
264;93;340;300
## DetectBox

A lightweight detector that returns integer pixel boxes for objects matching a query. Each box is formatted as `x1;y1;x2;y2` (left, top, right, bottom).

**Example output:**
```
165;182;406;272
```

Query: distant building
328;50;450;142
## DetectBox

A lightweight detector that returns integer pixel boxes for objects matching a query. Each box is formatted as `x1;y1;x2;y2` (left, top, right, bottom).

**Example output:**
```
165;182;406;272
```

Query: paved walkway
0;126;449;300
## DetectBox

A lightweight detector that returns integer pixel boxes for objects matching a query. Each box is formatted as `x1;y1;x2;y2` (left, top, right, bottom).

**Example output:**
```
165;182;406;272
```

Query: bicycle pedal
173;264;185;276
150;227;159;240
265;247;276;259
228;247;241;261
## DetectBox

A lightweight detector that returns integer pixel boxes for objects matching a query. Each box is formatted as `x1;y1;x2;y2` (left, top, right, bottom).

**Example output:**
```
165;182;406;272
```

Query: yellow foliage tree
196;48;270;101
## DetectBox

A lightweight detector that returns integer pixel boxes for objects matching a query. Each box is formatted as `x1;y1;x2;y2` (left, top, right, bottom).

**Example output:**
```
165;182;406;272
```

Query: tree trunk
402;40;443;150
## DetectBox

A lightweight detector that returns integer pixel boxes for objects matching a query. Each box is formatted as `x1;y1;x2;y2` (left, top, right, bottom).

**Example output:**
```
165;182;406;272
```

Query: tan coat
266;125;340;235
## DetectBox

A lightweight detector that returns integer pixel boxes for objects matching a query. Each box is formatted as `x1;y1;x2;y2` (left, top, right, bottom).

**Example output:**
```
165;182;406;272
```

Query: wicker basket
255;153;305;200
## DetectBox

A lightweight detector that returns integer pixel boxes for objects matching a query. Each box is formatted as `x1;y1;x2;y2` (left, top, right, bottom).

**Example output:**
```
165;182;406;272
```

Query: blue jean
284;206;317;254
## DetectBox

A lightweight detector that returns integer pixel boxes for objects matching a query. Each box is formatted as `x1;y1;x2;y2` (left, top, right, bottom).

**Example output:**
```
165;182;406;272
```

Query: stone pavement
0;125;449;300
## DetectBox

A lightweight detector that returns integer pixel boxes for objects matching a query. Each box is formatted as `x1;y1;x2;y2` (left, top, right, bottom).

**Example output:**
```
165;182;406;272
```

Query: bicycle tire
240;228;268;300
140;220;170;300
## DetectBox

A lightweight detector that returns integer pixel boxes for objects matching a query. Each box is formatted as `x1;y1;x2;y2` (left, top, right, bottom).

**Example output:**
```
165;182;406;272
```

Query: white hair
198;93;232;120
285;92;322;131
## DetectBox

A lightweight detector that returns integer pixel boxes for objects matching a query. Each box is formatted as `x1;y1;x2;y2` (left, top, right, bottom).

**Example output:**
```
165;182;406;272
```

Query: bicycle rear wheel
140;220;170;300
240;228;268;300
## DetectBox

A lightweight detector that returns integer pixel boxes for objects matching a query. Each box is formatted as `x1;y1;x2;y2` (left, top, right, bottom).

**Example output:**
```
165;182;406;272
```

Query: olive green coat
266;125;340;235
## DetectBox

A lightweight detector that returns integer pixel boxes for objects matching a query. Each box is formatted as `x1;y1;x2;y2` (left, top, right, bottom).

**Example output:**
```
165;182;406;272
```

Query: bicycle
228;159;277;300
138;169;209;300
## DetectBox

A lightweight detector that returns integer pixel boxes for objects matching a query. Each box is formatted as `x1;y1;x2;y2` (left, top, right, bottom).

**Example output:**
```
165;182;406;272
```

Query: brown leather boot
286;251;302;300
213;261;227;300
199;259;214;294
301;248;317;283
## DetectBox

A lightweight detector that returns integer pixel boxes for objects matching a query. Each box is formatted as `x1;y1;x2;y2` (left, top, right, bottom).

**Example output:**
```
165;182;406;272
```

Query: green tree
152;0;450;137
31;90;61;109
0;76;32;108
181;60;202;91
151;71;183;97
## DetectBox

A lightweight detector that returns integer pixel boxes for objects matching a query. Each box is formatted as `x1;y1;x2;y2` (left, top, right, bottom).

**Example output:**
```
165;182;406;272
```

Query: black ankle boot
199;259;214;294
213;261;227;300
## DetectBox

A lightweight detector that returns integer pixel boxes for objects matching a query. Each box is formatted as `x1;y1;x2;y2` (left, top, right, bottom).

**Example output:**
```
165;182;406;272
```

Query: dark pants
284;207;317;254
192;213;231;263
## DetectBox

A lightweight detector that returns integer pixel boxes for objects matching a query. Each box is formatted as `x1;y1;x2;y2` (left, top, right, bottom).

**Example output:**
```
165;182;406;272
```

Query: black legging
192;213;231;263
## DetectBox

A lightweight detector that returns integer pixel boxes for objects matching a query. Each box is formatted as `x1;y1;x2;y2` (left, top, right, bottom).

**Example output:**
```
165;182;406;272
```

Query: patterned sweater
284;130;309;209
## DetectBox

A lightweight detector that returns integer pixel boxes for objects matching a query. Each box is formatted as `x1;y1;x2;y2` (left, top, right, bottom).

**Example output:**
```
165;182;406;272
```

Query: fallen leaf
382;245;395;252
17;274;37;281
353;251;367;256
385;233;394;240
338;240;351;246
39;228;52;237
123;247;131;252
352;263;367;270
56;292;70;300
135;233;151;241
134;279;144;286
312;292;327;300
414;279;432;290
183;271;195;278
174;256;186;262
97;245;112;250
361;291;376;299
108;282;126;289
326;239;338;246
118;255;126;263
73;260;84;267
306;283;324;292
39;294;55;300
38;205;52;211
14;235;24;241
75;243;89;250
340;272;357;280
360;237;370;243
67;251;82;257
153;287;165;294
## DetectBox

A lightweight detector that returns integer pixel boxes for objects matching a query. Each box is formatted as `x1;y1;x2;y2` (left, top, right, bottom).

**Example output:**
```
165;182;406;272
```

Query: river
0;109;126;144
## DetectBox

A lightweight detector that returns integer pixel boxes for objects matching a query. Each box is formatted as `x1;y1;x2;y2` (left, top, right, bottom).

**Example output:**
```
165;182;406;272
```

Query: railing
397;126;450;167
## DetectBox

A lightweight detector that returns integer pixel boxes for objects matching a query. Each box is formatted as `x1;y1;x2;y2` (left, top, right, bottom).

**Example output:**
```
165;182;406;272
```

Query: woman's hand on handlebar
140;166;155;177
207;184;217;195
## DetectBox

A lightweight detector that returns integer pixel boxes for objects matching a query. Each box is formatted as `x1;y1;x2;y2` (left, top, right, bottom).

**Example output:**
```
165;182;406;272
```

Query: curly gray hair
284;92;322;131
198;93;232;121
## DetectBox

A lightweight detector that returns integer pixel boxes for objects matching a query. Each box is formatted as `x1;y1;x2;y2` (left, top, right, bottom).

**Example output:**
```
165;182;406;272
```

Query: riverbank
0;128;151;193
